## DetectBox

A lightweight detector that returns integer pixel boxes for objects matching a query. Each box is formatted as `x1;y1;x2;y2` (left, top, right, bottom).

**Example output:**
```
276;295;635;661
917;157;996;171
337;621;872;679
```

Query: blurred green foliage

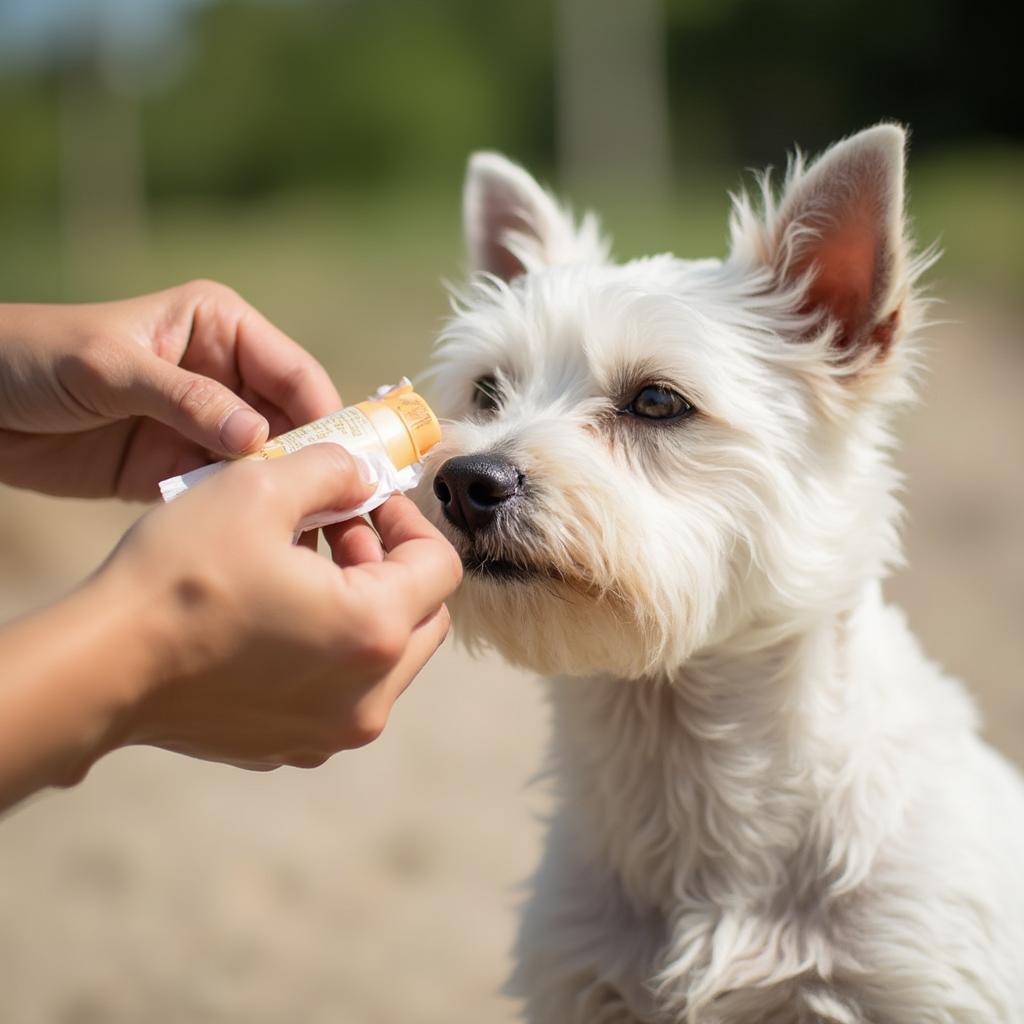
0;0;558;210
142;0;555;198
0;0;1020;210
0;75;60;209
662;0;1019;166
0;0;1020;314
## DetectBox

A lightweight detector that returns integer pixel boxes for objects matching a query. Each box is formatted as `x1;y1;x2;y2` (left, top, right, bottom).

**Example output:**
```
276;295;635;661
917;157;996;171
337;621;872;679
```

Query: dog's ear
464;152;604;281
736;125;911;360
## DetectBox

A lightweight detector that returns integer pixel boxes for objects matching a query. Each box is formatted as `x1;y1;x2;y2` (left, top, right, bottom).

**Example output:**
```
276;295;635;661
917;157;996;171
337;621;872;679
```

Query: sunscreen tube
159;379;442;531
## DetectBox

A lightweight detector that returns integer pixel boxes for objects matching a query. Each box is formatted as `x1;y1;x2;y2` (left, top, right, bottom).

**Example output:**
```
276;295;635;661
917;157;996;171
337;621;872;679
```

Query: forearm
0;569;157;812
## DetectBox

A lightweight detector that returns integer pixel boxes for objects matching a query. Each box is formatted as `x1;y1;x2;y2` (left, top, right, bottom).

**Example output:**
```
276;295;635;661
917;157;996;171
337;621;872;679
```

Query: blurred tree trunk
59;60;147;297
557;0;671;195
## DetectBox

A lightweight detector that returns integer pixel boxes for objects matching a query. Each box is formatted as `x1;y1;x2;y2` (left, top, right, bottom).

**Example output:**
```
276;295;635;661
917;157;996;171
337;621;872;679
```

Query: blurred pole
557;0;671;195
59;59;148;296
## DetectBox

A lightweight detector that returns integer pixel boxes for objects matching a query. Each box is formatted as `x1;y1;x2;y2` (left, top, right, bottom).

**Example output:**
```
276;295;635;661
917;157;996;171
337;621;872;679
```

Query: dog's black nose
433;454;523;536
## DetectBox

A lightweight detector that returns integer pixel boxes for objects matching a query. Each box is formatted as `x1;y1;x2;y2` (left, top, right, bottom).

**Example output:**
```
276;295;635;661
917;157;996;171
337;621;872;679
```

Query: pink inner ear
479;194;532;281
482;234;528;282
797;211;880;349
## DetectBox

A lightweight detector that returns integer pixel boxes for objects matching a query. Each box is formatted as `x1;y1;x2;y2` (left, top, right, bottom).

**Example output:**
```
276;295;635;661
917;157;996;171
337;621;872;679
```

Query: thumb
243;443;377;530
128;349;269;456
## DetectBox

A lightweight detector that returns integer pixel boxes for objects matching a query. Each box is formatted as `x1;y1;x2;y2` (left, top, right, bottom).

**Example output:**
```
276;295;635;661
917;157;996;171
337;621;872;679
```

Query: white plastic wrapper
293;452;424;532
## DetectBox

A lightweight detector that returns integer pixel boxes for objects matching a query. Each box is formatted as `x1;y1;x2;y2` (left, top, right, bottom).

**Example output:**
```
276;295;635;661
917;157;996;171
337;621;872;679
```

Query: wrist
77;555;187;754
0;565;165;808
51;572;163;788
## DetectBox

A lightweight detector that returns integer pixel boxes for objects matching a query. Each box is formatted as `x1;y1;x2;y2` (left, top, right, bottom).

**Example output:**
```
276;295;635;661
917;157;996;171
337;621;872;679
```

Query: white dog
418;126;1024;1023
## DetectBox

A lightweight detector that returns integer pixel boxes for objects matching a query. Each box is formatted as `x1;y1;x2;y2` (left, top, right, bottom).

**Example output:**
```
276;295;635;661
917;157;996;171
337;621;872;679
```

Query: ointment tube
159;379;442;529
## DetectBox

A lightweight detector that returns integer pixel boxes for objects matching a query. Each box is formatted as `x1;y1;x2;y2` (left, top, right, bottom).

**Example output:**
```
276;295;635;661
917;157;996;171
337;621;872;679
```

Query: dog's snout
433;454;523;535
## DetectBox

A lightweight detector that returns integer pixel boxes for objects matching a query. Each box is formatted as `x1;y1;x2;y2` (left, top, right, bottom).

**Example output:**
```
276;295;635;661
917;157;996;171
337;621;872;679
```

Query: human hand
0;281;340;499
84;443;461;772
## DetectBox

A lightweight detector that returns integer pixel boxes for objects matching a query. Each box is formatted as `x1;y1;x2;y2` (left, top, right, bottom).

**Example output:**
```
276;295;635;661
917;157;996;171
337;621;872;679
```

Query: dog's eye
626;385;694;421
473;374;501;412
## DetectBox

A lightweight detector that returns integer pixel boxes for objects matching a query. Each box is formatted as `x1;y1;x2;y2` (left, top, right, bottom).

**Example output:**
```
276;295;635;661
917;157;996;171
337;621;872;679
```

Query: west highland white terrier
419;126;1024;1023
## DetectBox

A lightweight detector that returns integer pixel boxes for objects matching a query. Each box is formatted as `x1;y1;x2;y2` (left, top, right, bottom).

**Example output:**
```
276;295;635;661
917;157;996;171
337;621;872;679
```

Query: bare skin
0;279;347;499
0;283;461;813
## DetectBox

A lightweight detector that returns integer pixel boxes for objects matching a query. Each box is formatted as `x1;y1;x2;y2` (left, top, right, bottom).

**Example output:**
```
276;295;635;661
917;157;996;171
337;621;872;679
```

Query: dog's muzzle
432;453;524;537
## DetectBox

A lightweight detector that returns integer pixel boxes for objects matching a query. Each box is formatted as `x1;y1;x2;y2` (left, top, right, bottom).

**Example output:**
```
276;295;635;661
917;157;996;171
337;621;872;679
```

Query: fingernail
356;457;378;487
220;409;267;453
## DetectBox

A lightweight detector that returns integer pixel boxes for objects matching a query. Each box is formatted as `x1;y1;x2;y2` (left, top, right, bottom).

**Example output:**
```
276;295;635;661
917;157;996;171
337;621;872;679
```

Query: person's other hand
89;443;462;772
0;281;340;499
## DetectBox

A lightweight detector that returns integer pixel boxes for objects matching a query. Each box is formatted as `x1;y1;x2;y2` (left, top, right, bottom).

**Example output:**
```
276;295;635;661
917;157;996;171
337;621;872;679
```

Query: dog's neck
545;581;901;913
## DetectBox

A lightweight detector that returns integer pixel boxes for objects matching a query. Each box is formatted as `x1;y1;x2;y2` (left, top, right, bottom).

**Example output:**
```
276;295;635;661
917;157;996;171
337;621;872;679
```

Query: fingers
325;517;384;566
234;306;343;425
378;604;452;703
141;280;340;451
371;494;453;557
341;496;462;625
126;348;270;457
222;443;375;532
340;604;452;748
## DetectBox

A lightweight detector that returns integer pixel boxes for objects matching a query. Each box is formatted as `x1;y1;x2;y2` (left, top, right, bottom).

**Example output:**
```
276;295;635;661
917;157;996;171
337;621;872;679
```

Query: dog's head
418;126;932;679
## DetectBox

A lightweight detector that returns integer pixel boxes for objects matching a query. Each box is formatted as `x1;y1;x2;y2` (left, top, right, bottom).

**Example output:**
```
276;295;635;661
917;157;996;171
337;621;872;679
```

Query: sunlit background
1;2;1021;1022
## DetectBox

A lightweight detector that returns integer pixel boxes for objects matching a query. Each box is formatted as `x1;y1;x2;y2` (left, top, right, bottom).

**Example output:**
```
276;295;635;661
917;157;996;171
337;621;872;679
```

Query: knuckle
445;544;465;589
354;616;406;672
64;334;125;390
327;580;424;675
183;278;239;305
287;750;331;770
343;703;390;749
53;757;92;790
425;542;463;596
221;460;276;502
306;440;354;474
174;374;225;420
245;468;278;504
277;363;316;407
436;603;452;637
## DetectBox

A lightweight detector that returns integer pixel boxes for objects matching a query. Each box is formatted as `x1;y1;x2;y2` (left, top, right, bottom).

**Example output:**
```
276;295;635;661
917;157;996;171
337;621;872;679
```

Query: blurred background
0;1;1021;1021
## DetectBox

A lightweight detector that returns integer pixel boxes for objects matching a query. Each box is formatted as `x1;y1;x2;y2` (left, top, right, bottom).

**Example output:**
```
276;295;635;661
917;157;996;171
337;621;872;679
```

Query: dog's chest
540;670;879;1020
547;671;818;909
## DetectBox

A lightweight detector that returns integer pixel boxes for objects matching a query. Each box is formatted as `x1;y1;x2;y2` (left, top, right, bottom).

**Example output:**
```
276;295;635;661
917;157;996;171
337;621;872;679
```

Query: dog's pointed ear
464;152;604;281
738;125;911;359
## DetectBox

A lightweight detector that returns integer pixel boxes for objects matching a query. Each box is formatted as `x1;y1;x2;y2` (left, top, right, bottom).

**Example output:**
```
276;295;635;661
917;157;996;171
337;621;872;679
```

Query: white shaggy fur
416;126;1024;1022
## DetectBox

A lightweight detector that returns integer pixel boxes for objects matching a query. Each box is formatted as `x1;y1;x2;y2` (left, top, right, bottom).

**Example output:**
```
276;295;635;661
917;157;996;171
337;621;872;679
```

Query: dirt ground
0;294;1021;1024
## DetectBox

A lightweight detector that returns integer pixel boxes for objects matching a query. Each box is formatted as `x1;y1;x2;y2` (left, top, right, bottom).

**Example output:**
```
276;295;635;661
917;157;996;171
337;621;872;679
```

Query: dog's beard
458;523;548;584
449;561;653;678
422;483;712;680
456;516;604;592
